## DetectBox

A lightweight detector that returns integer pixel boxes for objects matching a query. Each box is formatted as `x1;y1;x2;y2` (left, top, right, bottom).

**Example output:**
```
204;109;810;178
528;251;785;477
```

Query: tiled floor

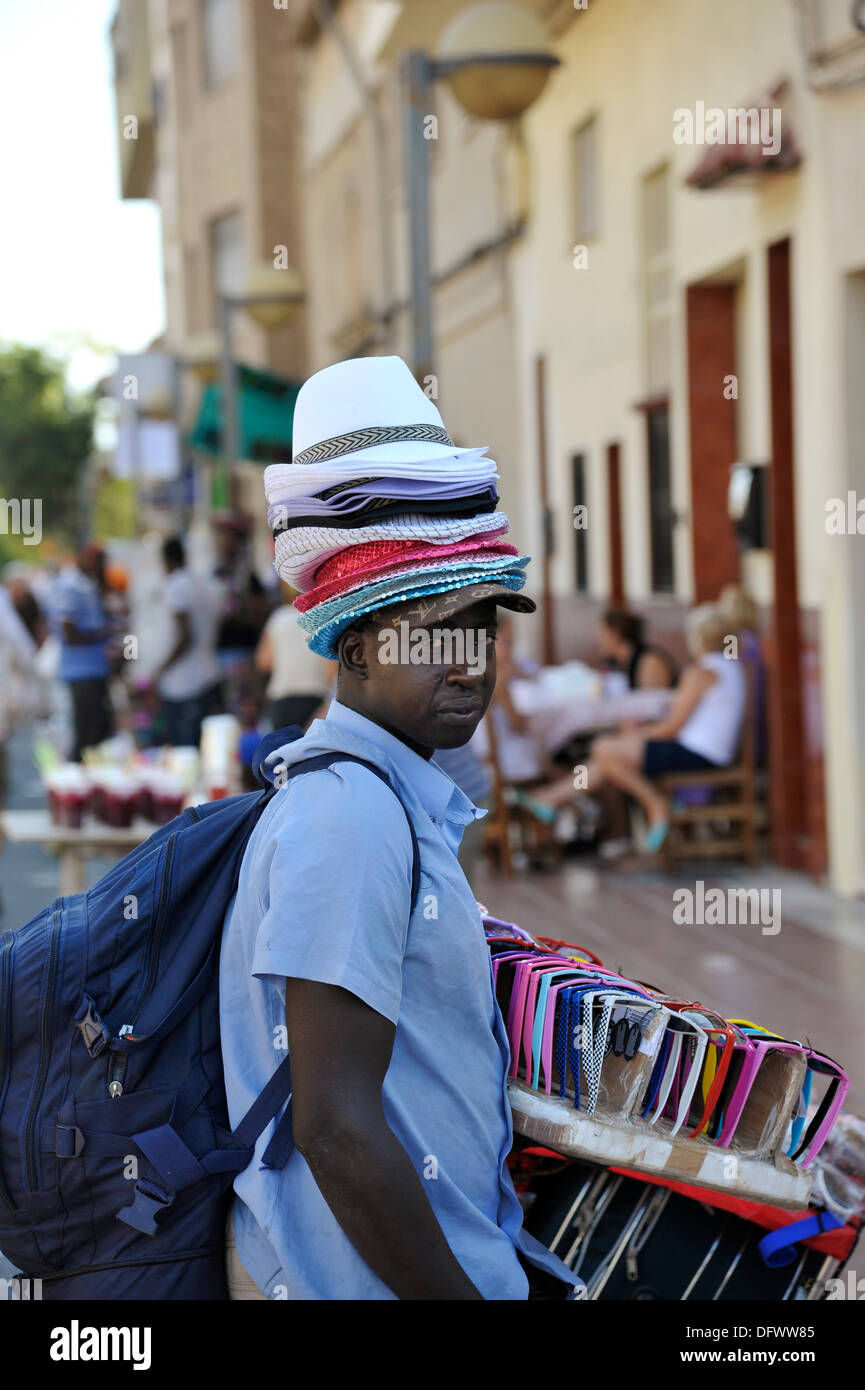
471;854;865;1116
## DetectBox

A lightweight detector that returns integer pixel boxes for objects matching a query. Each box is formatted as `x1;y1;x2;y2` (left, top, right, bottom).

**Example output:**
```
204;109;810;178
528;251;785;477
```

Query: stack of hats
264;356;534;658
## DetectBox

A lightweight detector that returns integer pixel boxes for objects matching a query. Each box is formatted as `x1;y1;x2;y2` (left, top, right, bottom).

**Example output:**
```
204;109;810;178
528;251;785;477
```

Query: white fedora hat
289;355;485;468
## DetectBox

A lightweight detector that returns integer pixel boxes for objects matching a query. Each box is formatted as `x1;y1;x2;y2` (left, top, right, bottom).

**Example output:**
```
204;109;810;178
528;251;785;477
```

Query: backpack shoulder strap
279;751;421;917
251;724;305;787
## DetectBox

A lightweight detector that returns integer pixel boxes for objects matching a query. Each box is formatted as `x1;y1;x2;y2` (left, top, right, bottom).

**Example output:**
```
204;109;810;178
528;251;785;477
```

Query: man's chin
430;714;483;748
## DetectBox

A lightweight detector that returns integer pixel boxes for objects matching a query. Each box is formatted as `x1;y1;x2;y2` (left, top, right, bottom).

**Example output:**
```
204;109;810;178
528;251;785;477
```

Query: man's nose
446;658;486;686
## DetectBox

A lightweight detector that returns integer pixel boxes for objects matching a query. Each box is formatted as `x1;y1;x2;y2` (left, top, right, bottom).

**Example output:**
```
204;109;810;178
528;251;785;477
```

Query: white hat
289;355;484;468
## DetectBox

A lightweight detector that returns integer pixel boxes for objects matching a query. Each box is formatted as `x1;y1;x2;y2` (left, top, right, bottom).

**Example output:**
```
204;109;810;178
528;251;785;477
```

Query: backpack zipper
24;909;61;1191
127;831;177;1037
0;931;14;1207
102;829;185;1096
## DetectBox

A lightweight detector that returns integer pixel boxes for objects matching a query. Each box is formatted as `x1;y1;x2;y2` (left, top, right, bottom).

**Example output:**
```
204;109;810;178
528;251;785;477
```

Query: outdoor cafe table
0;809;156;896
508;670;673;755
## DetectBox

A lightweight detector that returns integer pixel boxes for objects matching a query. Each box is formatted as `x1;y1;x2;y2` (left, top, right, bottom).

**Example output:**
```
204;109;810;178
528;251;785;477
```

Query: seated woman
598;607;677;690
530;605;746;853
591;608;677;853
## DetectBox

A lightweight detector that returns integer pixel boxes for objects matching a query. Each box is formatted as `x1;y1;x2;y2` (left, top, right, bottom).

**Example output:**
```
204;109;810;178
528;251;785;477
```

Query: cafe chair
655;661;760;868
480;701;562;876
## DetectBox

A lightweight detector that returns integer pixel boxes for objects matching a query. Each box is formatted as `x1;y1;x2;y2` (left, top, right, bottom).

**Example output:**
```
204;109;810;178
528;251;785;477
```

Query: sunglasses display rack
483;915;850;1212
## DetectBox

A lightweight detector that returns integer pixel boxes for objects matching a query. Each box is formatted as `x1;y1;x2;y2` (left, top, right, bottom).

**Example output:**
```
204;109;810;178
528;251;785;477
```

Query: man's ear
338;626;370;681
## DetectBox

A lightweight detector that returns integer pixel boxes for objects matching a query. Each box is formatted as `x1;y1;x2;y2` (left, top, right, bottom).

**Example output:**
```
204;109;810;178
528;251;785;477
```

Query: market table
0;809;155;896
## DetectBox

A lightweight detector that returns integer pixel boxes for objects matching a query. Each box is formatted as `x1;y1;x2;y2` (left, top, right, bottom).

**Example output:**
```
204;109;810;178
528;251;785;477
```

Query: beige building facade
291;0;532;548
113;0;309;561
116;0;865;895
516;0;865;893
294;0;865;896
114;0;308;379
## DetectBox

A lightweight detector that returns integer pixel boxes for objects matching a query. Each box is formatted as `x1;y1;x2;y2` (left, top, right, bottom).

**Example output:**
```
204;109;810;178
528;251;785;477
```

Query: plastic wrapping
809;1113;865;1219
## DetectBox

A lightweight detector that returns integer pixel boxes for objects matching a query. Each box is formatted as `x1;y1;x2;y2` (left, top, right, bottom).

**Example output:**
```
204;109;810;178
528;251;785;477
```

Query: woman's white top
264;605;326;699
676;652;747;767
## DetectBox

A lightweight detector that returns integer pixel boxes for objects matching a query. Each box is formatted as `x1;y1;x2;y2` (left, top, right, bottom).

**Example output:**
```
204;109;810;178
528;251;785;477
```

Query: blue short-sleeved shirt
48;568;110;681
219;699;577;1300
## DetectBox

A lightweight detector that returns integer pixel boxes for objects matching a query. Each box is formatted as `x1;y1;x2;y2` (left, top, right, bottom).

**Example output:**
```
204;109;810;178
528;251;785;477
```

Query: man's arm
60;618;113;647
152;611;192;683
285;977;482;1300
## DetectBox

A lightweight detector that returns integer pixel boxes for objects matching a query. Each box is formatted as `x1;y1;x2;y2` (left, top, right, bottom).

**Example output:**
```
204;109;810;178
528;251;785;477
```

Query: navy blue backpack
0;727;419;1300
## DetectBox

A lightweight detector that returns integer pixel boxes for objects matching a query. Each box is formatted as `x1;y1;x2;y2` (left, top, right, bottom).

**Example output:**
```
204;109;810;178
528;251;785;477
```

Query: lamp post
218;264;305;500
402;2;559;662
181;265;303;520
402;1;559;384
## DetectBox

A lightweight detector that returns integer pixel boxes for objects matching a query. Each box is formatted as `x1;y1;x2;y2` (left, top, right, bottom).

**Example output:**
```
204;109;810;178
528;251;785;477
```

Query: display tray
508;1081;813;1211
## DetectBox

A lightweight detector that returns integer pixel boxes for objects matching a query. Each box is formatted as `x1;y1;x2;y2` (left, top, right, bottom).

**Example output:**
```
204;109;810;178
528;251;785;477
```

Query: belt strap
758;1210;843;1268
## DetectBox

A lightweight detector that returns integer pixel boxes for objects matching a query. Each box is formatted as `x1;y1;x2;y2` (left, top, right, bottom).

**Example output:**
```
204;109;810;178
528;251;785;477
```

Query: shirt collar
324;699;481;829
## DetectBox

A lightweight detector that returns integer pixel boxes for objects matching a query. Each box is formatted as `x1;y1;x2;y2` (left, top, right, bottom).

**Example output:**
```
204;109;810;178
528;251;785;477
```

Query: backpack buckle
55;1125;86;1158
116;1178;174;1236
73;994;109;1059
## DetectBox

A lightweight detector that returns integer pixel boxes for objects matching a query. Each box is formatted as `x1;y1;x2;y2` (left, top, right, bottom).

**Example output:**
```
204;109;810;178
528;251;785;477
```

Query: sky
0;0;164;394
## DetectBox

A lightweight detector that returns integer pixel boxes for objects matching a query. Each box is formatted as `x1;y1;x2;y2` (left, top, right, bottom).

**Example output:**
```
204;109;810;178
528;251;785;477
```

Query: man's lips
436;697;484;717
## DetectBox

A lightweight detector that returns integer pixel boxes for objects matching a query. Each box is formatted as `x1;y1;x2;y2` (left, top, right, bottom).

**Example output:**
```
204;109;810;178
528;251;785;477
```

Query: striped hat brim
302;563;533;659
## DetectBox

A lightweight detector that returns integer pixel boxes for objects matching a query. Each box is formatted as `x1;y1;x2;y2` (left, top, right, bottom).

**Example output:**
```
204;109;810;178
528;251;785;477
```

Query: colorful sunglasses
637;997;737;1141
563;988;658;1114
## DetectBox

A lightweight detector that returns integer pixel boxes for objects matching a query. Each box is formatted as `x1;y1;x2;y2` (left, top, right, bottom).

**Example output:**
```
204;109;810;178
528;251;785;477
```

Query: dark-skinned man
218;354;580;1300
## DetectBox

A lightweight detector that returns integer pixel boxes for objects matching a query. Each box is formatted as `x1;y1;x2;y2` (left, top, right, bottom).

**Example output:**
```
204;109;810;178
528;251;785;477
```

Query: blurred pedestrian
254;587;328;732
212;512;272;668
47;543;115;761
6;575;46;647
0;583;38;799
152;535;223;747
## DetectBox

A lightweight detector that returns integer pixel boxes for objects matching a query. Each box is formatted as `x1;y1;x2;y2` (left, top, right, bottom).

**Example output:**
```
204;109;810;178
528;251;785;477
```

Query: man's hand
284;978;483;1300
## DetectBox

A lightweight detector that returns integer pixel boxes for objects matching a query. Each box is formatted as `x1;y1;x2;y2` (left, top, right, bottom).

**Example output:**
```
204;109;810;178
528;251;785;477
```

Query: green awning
189;364;300;462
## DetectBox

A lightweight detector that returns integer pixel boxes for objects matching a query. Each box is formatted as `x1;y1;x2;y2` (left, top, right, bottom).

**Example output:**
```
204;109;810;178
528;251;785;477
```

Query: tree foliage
0;344;94;545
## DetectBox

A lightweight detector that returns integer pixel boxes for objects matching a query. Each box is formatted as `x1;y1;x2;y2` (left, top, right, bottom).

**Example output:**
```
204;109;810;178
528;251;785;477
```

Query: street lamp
403;1;559;383
219;264;305;495
436;1;559;121
184;332;222;385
